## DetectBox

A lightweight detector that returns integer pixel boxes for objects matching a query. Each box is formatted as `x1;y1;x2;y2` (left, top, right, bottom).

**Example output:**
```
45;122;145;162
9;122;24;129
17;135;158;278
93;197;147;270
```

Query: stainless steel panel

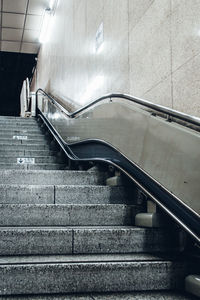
37;92;200;216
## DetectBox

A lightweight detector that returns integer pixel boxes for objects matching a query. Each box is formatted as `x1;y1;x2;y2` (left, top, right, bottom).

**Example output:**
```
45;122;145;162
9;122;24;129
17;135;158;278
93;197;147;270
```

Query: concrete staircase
0;116;196;299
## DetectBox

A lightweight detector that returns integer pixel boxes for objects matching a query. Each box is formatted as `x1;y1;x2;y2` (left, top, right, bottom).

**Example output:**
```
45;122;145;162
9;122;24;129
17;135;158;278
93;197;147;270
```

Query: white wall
32;0;200;117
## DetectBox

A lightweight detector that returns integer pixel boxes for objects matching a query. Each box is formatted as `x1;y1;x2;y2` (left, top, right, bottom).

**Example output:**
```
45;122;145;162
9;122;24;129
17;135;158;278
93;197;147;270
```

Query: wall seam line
170;0;174;109
127;0;130;94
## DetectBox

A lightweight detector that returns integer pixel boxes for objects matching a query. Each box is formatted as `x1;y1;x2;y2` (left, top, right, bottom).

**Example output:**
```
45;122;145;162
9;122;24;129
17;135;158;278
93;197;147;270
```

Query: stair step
0;125;41;130
0;163;67;170
0;226;180;255
0;150;57;156
0;254;187;295
0;204;135;226
0;135;45;140
0;144;53;150
0;116;37;119
0;291;195;300
0;184;130;204
0;129;43;134
0;116;37;124
0;139;50;145
0;121;39;125
0;156;59;163
0;121;38;126
0;170;103;185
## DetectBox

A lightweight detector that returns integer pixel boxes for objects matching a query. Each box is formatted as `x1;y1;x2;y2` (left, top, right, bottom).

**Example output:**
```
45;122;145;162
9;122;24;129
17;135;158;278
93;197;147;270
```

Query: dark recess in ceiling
0;51;37;116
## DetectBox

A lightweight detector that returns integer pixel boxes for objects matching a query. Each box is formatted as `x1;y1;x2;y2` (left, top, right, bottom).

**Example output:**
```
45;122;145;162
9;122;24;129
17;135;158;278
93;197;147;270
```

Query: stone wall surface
32;0;200;117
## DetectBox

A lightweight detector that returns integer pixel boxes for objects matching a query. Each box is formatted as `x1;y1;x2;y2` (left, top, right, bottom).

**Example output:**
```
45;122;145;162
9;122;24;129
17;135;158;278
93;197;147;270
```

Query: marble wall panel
32;0;200;117
171;0;200;72
172;53;200;117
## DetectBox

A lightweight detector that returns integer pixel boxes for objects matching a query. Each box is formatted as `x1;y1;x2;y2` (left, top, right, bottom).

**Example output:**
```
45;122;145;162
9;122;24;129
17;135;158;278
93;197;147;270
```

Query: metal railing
36;88;200;244
36;88;200;127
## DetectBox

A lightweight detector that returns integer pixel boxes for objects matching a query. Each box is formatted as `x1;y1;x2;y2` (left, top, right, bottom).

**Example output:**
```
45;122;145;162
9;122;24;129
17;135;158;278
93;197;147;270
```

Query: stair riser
0;145;52;150
72;228;180;254
0;204;135;226
0;139;50;145
0;292;193;300
0;150;56;156
0;164;67;170
0;130;43;135
0;135;46;140
0;157;59;163
0;171;103;185
0;121;38;126
0;262;186;295
0;228;179;255
0;117;35;120
0;126;41;131
55;186;132;204
0;185;130;204
0;122;39;126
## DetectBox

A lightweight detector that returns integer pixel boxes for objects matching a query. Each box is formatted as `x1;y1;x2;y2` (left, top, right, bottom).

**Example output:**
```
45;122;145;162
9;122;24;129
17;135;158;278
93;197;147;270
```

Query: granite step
0;129;43;135
0;139;50;145
0;135;46;140
0;124;41;130
0;170;103;185
0;204;136;226
0;163;67;170
0;226;180;255
0;120;38;125
0;144;53;151
0;117;37;121
0;150;57;156
0;156;59;164
0;254;187;295
0;291;196;300
0;184;130;204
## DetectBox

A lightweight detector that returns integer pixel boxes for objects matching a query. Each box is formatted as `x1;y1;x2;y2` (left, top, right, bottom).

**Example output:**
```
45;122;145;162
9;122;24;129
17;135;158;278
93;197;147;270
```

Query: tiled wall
33;0;200;117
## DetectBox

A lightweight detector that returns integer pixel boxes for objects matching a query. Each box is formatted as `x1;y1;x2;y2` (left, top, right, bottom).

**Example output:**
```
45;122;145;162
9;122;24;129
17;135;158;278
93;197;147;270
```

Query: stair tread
0;291;195;300
0;203;132;206
0;225;161;229
0;184;116;187
0;253;182;265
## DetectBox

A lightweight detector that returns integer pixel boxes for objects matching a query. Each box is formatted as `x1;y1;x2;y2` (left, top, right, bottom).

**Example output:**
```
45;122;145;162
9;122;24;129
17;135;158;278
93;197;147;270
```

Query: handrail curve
36;88;200;127
36;88;200;244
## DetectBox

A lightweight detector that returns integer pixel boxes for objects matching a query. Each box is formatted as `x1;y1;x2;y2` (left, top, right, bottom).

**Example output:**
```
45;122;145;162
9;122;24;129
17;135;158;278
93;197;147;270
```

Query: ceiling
0;0;50;54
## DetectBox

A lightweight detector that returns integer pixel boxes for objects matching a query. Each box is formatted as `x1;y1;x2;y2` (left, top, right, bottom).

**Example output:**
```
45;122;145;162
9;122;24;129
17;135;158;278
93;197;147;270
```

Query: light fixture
49;0;56;10
39;9;52;43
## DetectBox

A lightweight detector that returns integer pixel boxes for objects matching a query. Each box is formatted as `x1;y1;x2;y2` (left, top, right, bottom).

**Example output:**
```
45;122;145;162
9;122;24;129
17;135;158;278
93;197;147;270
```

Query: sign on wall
95;22;104;52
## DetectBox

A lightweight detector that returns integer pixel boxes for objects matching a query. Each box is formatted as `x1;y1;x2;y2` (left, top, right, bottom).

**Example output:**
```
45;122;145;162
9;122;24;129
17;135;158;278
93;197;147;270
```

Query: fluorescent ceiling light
39;9;51;43
49;0;56;10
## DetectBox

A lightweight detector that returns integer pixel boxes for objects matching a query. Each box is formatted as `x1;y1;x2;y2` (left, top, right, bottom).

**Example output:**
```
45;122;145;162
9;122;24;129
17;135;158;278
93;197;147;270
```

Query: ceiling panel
2;28;23;41
25;14;43;30
3;0;28;14
2;13;25;28
28;0;49;15
1;41;21;52
21;42;40;54
0;0;51;54
23;29;40;43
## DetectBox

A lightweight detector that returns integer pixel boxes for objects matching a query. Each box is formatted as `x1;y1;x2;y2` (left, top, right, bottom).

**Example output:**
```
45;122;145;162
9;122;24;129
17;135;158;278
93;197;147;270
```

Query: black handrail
36;88;200;127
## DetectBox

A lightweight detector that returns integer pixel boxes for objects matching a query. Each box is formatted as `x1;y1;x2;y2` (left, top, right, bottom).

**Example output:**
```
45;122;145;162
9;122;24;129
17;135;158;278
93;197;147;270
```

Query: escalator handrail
36;88;200;127
36;88;200;243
